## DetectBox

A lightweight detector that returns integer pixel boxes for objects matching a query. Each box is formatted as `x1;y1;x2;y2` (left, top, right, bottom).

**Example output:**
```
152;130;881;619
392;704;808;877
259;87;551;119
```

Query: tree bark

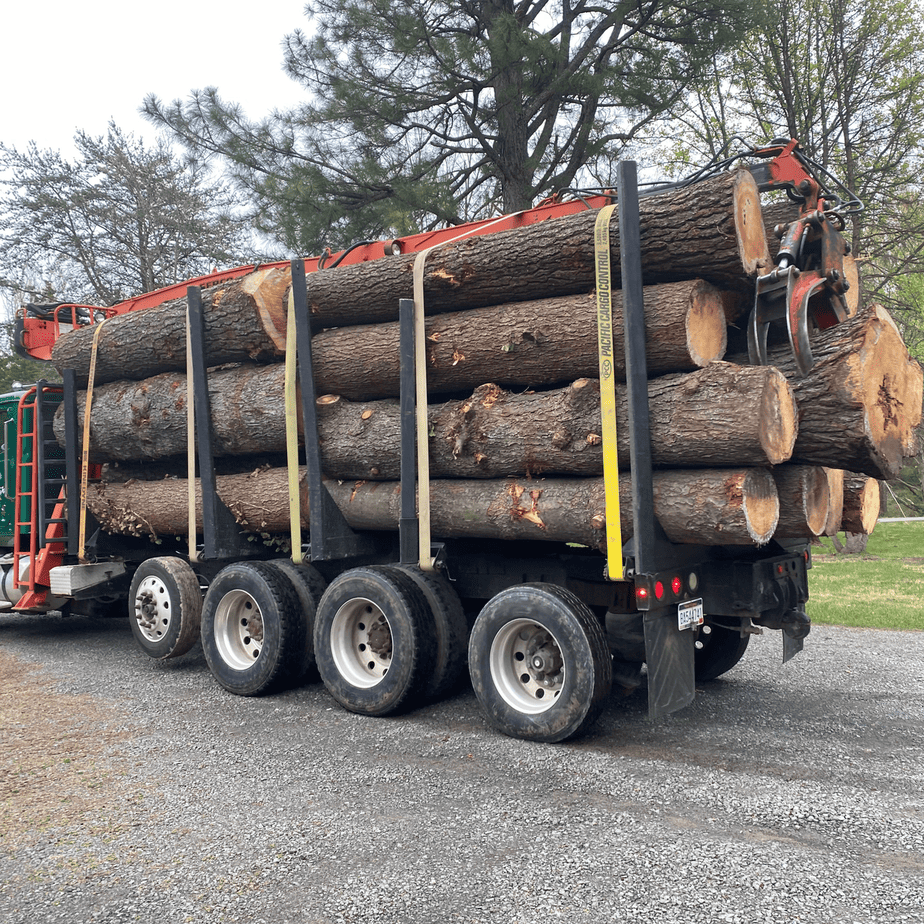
743;304;923;480
51;267;292;388
61;363;797;474
772;465;830;537
310;279;732;400
841;473;881;534
84;467;779;548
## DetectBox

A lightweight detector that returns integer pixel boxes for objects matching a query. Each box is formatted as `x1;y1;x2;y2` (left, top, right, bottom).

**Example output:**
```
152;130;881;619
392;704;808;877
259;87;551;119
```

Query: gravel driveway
1;613;922;924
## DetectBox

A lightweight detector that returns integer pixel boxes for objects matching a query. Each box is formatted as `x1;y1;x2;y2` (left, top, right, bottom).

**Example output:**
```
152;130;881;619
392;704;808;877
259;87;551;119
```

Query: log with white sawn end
60;363;797;475
310;278;733;399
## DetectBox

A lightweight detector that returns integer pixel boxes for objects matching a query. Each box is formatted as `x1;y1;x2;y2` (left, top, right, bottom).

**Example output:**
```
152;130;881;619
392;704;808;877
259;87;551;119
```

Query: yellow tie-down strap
78;317;111;562
411;211;526;572
594;205;624;581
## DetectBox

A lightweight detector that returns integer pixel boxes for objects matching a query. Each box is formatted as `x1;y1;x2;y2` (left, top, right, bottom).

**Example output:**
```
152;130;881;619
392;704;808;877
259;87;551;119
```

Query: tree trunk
841;473;881;534
310;278;733;400
772;465;830;537
303;169;769;328
85;467;779;548
748;304;923;479
62;363;797;474
51;266;292;388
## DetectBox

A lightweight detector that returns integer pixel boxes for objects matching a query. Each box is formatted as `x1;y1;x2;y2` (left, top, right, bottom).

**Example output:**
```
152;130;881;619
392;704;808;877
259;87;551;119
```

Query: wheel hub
214;590;265;670
489;619;566;714
133;576;172;642
330;598;393;688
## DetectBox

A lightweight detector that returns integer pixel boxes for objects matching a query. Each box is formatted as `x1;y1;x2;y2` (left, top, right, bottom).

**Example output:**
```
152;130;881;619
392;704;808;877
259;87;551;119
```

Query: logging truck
1;142;917;742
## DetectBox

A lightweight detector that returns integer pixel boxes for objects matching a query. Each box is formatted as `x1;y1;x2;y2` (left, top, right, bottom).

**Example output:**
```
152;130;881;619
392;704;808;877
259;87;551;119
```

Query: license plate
678;598;704;631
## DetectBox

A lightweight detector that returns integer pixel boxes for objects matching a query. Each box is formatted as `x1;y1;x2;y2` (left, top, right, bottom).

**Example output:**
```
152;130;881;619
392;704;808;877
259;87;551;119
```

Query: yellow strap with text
594;205;624;580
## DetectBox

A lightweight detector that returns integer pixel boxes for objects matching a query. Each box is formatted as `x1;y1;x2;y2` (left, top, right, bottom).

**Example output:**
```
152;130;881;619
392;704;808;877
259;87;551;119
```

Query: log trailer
0;142;857;742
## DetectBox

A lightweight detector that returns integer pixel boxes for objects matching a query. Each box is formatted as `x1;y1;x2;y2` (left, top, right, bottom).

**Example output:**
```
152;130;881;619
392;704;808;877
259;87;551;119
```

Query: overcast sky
1;0;311;154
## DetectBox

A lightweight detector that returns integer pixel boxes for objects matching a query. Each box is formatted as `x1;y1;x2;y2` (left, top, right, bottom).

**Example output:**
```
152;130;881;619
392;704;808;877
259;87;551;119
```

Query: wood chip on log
841;473;881;534
85;467;779;548
61;363;797;476
738;304;923;480
311;279;732;400
51;266;292;388
772;465;830;537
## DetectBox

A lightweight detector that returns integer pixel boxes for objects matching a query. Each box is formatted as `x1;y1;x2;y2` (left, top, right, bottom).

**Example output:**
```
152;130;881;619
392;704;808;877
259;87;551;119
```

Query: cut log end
759;368;798;465
739;469;780;544
734;170;772;276
774;465;830;538
686;281;729;367
842;473;881;534
240;266;293;353
822;468;846;536
853;305;923;468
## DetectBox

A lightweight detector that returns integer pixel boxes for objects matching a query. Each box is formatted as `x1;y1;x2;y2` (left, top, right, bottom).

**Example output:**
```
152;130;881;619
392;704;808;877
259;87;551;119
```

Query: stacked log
51;166;921;549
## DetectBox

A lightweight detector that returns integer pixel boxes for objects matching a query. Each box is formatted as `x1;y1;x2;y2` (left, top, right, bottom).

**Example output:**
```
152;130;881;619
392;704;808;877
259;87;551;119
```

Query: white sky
1;0;312;154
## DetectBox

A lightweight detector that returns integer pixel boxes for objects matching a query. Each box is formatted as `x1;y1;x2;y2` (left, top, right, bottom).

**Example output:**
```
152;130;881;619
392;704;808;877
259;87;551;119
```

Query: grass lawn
808;520;924;631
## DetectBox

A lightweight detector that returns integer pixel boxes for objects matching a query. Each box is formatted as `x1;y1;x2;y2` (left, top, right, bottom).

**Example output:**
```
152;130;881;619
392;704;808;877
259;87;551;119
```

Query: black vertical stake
617;160;694;721
398;297;418;564
187;286;254;560
291;259;377;561
618;160;659;575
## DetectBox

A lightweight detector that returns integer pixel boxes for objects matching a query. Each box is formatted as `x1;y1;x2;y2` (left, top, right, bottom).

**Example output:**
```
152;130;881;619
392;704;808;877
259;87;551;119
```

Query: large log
302;169;769;327
84;467;779;548
744;304;923;479
51;267;292;388
310;279;733;400
313;364;795;478
61;363;797;474
52;171;765;386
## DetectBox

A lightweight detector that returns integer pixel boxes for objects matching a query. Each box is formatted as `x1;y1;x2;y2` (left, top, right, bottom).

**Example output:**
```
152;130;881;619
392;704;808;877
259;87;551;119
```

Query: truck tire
394;564;469;702
265;559;327;681
201;561;304;696
314;565;436;717
128;557;202;660
468;583;612;743
694;619;750;681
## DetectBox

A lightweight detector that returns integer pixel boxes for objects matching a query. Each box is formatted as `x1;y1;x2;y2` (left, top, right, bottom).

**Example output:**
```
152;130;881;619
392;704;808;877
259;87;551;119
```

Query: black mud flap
782;630;805;664
643;609;695;720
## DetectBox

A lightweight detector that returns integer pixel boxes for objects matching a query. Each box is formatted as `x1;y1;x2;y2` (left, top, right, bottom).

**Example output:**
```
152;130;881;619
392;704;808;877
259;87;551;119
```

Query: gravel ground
1;613;922;924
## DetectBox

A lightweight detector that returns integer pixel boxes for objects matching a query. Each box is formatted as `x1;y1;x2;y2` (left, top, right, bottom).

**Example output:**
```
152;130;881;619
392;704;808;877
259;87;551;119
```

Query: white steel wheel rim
133;575;173;643
489;618;565;715
330;597;392;689
214;590;264;670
